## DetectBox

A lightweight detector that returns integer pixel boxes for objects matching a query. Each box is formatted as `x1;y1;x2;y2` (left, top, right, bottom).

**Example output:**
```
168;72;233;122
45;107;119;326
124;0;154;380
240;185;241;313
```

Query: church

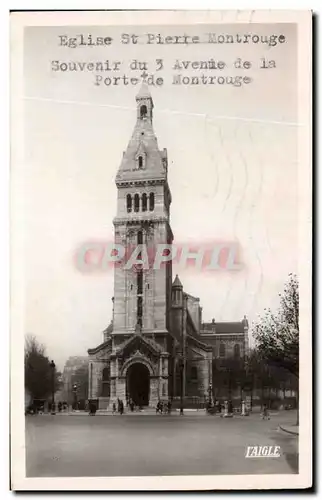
88;84;249;409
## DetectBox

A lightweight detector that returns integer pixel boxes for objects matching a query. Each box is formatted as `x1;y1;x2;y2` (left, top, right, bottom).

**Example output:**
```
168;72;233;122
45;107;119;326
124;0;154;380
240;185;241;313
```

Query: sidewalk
279;424;299;436
39;409;208;416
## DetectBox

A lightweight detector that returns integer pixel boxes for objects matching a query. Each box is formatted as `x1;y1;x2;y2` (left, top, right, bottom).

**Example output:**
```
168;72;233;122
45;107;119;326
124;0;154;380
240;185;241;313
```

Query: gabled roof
103;322;113;335
186;334;213;352
201;321;245;334
116;334;162;355
88;338;112;355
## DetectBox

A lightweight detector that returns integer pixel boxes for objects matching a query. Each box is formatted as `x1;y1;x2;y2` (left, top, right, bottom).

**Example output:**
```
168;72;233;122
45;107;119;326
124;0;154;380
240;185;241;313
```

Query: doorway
127;363;150;406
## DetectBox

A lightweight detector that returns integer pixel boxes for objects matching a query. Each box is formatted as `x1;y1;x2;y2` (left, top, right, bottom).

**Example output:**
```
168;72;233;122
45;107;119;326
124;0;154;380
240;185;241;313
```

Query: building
62;356;89;404
88;84;249;409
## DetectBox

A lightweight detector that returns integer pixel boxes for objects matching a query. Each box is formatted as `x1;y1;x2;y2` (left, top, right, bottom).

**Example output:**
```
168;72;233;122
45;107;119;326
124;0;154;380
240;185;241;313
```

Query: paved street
26;411;298;477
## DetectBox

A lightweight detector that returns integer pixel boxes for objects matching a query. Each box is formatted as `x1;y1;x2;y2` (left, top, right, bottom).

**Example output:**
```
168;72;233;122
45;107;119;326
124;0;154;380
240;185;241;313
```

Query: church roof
201;321;245;334
116;89;167;184
186;334;213;352
172;274;183;288
136;82;152;100
103;322;113;335
88;338;111;355
115;333;162;355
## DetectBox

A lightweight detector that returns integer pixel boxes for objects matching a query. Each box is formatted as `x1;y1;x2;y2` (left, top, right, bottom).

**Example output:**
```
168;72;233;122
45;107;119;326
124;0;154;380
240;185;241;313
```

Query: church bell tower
112;83;173;347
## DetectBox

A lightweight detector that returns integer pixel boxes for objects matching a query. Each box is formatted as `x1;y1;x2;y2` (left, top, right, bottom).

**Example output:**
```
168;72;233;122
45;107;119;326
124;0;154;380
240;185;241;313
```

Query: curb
279;425;299;436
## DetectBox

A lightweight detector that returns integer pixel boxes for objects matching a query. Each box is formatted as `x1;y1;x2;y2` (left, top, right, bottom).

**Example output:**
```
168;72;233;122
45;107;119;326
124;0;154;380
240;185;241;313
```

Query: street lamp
208;383;213;406
227;367;232;400
178;354;184;416
72;383;78;411
50;360;56;415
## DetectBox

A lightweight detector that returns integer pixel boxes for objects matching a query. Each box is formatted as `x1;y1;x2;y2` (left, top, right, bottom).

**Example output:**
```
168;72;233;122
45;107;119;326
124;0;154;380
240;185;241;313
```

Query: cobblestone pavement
26;411;298;477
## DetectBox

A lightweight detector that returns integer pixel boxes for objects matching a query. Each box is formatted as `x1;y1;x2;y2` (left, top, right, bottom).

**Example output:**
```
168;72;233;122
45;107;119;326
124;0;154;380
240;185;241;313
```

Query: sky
21;23;298;369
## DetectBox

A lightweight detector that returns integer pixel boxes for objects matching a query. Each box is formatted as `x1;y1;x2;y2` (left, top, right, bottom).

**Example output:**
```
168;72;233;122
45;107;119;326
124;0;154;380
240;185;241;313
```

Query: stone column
114;357;125;404
158;357;163;398
162;379;168;399
88;362;93;399
110;357;116;377
91;362;99;399
116;377;126;402
208;358;213;384
150;378;158;407
164;356;169;376
162;355;169;399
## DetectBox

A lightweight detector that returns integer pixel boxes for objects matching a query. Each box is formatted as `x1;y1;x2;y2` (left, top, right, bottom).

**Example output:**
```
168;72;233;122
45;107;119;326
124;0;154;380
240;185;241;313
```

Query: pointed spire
172;274;183;289
136;81;152;100
242;315;249;328
116;85;165;183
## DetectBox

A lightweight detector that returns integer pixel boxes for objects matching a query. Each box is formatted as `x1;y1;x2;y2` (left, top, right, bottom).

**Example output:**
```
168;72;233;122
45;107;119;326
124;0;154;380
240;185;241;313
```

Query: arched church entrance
126;363;150;406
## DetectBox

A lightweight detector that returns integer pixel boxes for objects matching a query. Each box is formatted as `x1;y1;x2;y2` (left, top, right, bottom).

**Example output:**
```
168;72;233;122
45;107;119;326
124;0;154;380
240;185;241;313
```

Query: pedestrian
119;399;124;415
112;402;116;415
167;400;172;414
262;404;270;420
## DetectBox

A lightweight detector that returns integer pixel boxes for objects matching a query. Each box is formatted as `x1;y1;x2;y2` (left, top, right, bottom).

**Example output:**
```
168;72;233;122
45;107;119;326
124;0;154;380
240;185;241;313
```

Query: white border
9;8;312;492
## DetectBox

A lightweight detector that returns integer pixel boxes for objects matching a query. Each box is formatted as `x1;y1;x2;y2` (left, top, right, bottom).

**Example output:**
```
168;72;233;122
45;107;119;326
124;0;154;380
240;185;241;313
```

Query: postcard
10;10;312;490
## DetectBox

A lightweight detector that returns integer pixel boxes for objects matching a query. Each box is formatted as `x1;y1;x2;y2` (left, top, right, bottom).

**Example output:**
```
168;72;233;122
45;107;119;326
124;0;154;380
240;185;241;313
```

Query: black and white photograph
10;10;312;491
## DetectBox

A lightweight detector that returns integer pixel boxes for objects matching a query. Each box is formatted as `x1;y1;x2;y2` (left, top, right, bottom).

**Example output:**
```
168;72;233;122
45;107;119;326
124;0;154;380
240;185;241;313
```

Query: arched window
142;193;147;211
137;296;143;326
126;194;132;213
137;231;143;245
137;230;143;260
101;367;110;397
102;367;109;381
140;104;147;118
138;156;143;168
134;193;140;212
137;270;143;295
149;192;155;211
219;343;226;358
191;366;198;380
234;344;240;358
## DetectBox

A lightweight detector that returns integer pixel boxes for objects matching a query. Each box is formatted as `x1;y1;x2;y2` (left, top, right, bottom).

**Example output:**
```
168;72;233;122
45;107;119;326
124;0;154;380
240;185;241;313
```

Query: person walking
119;399;124;415
262;404;270;420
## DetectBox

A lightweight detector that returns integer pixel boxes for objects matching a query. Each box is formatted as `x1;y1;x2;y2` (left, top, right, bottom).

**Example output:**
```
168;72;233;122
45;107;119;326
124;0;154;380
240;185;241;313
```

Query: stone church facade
88;84;249;409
